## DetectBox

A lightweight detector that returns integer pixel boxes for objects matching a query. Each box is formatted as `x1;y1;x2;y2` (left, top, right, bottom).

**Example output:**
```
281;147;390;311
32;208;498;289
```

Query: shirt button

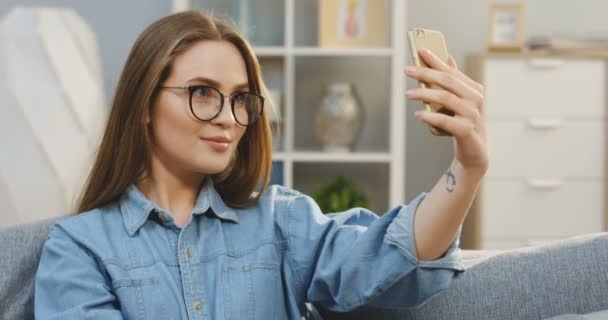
187;247;192;258
193;300;201;311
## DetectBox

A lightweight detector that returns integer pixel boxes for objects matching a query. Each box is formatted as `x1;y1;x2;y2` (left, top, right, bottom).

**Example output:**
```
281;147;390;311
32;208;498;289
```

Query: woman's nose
211;96;236;126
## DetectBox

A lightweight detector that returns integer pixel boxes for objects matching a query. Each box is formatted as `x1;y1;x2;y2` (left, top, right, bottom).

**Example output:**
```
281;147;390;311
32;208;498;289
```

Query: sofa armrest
0;217;59;320
318;232;608;320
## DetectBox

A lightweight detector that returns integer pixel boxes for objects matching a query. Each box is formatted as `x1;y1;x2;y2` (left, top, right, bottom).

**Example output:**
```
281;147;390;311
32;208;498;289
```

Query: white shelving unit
174;0;407;213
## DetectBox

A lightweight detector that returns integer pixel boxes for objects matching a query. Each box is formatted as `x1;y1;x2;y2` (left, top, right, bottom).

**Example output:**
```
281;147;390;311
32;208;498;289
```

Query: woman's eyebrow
186;76;249;91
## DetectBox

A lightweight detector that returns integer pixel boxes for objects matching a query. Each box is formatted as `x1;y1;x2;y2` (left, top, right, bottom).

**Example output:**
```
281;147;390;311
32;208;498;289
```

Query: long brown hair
75;11;273;214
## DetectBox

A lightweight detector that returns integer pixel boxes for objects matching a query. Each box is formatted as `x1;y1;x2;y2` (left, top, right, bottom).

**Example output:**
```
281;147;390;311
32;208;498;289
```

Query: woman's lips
200;137;230;151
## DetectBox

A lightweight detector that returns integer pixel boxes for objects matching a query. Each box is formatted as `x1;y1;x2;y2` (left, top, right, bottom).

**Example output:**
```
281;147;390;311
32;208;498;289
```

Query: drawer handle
528;58;565;69
527;118;564;130
526;178;562;190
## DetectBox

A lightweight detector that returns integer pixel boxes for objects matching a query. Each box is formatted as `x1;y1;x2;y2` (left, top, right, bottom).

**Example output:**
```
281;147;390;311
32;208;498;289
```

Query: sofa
2;217;608;320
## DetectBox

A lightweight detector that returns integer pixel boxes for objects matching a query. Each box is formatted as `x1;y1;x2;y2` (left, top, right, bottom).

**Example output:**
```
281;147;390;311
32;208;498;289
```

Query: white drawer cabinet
464;54;607;250
487;119;605;178
481;178;605;239
485;59;605;118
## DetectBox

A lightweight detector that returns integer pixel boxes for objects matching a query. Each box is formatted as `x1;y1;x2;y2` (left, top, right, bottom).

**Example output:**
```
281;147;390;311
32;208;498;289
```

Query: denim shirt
35;177;465;320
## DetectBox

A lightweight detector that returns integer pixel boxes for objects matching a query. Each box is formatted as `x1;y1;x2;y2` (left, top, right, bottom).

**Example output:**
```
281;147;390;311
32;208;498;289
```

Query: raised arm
405;49;488;260
283;191;464;312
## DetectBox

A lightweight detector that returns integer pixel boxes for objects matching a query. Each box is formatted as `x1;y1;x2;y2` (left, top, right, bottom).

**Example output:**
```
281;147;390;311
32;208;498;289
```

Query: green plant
312;176;370;214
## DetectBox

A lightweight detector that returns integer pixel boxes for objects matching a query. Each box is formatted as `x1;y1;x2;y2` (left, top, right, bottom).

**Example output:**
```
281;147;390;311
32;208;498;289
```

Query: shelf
272;152;287;161
293;162;390;213
293;0;393;47
191;0;285;46
294;152;391;163
254;46;286;57
255;46;394;57
269;161;284;186
259;57;285;151
177;0;407;208
273;152;391;163
294;56;392;153
292;47;393;57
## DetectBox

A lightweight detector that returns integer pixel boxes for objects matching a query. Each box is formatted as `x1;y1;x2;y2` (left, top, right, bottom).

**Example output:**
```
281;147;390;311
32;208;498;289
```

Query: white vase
314;82;364;152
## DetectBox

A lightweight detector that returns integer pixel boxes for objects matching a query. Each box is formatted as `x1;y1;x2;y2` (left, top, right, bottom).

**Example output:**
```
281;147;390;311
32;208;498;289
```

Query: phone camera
415;29;425;38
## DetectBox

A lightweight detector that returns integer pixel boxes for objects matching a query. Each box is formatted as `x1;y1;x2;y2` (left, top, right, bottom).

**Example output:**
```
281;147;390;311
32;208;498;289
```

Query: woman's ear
144;108;151;126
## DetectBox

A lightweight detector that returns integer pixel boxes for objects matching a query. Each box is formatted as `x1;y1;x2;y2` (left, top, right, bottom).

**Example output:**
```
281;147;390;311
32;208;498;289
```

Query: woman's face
149;40;249;177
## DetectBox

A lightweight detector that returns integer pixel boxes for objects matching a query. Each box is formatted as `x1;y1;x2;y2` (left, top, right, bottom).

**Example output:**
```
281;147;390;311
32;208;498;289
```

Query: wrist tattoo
445;167;456;192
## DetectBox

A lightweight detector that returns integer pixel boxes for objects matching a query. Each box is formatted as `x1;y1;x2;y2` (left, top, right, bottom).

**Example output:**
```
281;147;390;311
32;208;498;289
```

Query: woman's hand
405;49;489;177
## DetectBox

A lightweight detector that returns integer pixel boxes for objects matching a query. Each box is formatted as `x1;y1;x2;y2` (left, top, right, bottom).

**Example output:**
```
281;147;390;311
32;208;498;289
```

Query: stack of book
527;35;608;55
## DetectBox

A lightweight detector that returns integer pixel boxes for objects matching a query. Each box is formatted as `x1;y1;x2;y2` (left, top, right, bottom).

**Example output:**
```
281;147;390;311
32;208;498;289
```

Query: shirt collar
120;177;240;236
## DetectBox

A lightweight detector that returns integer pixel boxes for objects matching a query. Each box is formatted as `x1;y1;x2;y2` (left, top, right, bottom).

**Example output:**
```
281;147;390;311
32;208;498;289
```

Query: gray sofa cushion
319;233;608;320
2;217;608;320
0;217;59;320
546;310;608;320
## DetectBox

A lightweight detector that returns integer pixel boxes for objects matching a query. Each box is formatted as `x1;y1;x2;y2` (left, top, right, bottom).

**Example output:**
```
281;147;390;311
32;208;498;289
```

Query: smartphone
407;28;454;136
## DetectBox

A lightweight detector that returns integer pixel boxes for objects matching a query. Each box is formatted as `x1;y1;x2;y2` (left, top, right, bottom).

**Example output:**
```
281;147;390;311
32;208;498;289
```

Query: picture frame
318;0;388;48
487;3;525;52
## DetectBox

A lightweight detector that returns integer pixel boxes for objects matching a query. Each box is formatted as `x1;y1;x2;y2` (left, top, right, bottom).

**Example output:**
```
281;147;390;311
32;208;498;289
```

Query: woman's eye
233;93;247;104
193;87;210;97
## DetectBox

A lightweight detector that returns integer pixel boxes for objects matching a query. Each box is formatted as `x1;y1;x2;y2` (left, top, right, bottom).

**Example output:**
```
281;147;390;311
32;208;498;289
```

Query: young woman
35;11;487;320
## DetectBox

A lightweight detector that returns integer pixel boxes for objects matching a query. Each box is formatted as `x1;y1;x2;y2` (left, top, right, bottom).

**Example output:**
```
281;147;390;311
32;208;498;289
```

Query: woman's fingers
405;66;484;113
415;110;479;140
406;88;480;121
417;49;450;72
447;55;458;68
419;50;484;95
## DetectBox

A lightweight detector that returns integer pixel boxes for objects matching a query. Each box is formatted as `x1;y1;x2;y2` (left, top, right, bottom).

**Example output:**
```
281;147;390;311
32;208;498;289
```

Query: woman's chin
192;162;231;176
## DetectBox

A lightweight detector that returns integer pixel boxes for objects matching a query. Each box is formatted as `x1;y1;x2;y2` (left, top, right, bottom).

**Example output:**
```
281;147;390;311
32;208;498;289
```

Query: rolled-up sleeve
285;192;465;312
35;225;124;320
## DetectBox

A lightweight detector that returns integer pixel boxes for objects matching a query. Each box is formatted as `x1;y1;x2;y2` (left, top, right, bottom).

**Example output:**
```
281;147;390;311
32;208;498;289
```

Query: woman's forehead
170;40;248;87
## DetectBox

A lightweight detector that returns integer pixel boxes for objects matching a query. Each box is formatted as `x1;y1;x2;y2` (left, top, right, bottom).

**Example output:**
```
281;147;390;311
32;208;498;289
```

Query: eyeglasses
158;85;264;126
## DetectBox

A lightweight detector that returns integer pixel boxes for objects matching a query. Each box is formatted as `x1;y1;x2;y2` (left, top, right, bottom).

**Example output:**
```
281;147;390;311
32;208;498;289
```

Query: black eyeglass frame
158;85;265;127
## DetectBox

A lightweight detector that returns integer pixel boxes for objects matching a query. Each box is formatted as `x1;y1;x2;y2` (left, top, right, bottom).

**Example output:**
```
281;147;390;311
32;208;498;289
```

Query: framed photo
318;0;388;48
487;3;525;51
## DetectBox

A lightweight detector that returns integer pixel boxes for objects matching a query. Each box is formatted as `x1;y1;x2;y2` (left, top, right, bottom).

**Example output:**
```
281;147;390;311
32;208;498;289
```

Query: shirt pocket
111;276;169;320
223;260;281;320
